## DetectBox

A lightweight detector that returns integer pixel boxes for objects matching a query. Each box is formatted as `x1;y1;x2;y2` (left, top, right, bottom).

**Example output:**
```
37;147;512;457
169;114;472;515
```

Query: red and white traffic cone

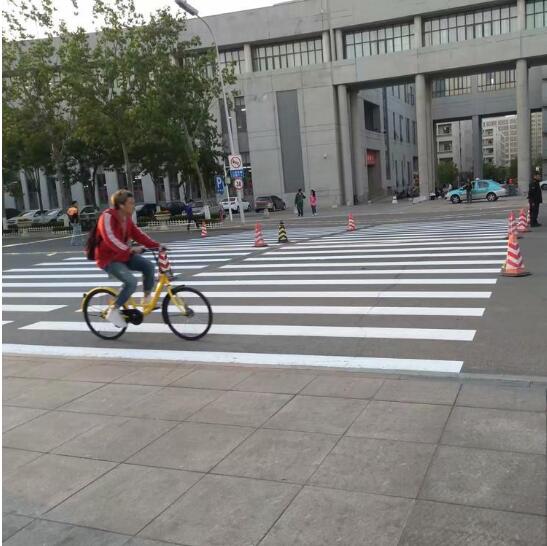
254;223;268;248
526;208;531;229
501;234;531;277
201;221;208;238
507;211;520;239
517;208;530;234
347;213;356;232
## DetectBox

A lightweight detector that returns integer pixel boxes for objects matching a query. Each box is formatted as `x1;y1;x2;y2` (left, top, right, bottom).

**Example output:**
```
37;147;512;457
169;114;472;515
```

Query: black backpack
85;221;101;260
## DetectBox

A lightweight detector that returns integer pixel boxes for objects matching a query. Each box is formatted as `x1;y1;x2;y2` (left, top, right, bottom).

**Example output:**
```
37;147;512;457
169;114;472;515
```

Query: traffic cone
517;208;530;234
526;208;531;229
507;211;520;239
254;223;268;248
278;221;289;243
201;221;208;238
501;233;531;277
347;213;356;232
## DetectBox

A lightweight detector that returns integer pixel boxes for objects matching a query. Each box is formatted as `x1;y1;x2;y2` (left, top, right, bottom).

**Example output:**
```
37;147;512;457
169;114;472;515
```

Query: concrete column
472;115;483;179
415;74;431;198
322;31;331;63
516;59;531;184
413;16;422;48
55;178;63;211
337;84;354;206
425;78;436;193
350;92;366;201
20;171;30;210
244;43;252;73
517;0;526;30
335;29;344;61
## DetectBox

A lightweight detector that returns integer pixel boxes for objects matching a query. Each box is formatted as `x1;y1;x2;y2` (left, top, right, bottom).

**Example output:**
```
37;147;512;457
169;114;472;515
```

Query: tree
508;157;518;180
437;161;459;186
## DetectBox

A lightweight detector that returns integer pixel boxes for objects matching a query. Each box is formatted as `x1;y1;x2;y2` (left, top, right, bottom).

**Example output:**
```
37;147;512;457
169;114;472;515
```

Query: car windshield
47;209;60;216
22;211;38;218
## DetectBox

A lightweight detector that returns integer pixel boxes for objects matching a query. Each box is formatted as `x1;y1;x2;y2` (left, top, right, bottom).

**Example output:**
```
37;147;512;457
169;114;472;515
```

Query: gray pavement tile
2;406;46;432
54;417;177;462
2;360;43;377
8;360;91;380
188;391;291;427
47;463;201;535
171;368;252;389
398;500;547;546
2;377;43;401
3;453;115;517
124;539;182;546
213;428;337;483
234;371;317;394
3;411;111;453
420;445;547;515
310;436;436;498
63;364;138;383
2;448;42;477
122;387;222;421
375;379;460;405
3;520;129;546
113;365;194;386
441;406;546;454
260;486;413;546
264;395;367;435
129;421;253;472
347;400;451;444
2;514;33;541
3;378;100;409
301;374;384;399
140;474;299;546
60;384;159;415
457;383;547;412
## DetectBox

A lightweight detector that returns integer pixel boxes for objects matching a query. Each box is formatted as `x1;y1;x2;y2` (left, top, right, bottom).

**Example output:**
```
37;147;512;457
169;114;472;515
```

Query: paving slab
129;421;254;472
234;371;317;394
301;375;384;399
113;365;194;386
2;406;46;432
63;364;138;383
188;390;291;427
347;400;451;443
310;436;436;498
264;395;367;434
124;539;181;546
171;368;252;389
441;406;546;454
140;474;299;546
2;447;42;477
420;445;547;515
213;428;337;483
2;514;33;542
7;360;91;380
260;485;413;546
3;453;115;517
47;463;201;535
398;500;547;546
457;383;547;411
375;379;461;405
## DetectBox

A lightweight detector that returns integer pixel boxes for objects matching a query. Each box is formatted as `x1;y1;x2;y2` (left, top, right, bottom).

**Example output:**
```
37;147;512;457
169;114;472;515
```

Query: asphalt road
2;202;546;378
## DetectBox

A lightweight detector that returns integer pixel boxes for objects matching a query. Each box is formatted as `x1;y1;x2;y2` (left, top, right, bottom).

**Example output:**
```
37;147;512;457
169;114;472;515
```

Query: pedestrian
294;189;305;217
528;174;543;227
218;202;225;223
185;201;194;231
465;179;473;204
67;200;83;246
309;189;318;216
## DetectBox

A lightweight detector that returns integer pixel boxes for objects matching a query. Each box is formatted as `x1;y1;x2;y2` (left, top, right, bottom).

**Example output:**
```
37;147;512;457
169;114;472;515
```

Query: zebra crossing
2;220;508;374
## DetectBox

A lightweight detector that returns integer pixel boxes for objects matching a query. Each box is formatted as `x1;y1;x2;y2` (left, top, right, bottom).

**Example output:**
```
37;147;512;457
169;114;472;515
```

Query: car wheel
486;192;497;202
450;195;461;204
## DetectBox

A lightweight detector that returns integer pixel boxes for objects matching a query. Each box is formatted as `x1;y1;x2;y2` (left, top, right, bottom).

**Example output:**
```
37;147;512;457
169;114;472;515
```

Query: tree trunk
33;169;45;212
121;140;134;193
181;120;206;199
89;165;98;208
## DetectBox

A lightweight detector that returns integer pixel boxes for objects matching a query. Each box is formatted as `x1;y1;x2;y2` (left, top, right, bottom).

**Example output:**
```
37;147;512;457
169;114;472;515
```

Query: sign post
223;164;233;223
229;154;246;223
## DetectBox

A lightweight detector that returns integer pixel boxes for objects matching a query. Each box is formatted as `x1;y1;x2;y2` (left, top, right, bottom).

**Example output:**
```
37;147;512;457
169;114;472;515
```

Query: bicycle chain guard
121;308;144;325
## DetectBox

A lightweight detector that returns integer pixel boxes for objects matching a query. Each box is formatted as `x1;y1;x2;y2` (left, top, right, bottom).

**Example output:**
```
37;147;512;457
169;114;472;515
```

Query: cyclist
95;189;162;328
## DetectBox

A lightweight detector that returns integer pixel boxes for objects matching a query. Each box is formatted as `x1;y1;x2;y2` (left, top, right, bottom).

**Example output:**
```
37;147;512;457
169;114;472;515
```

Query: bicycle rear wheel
82;287;127;340
162;286;213;340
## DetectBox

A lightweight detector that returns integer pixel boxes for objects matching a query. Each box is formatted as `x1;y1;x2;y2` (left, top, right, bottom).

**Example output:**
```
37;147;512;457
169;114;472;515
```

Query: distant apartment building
482;123;507;165
435;120;474;177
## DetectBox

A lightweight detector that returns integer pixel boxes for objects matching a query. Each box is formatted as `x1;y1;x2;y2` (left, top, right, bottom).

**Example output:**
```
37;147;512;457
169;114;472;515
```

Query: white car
541;180;547;191
221;197;251;212
7;209;49;227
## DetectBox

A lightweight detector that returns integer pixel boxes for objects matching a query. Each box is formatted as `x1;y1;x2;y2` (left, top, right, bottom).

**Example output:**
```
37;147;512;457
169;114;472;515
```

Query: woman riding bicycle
95;189;161;328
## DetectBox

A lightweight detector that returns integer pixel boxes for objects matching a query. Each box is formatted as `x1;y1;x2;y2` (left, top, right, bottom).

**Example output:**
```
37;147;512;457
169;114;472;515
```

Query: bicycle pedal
121;309;144;325
185;307;195;318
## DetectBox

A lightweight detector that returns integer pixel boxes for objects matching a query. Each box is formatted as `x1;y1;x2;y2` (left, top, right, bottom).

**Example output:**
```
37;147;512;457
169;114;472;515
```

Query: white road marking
273;246;507;255
37;259;230;266
197;268;501;277
6;266;206;272
246;252;506;261
221;260;504;268
2;304;67;312
2;321;13;325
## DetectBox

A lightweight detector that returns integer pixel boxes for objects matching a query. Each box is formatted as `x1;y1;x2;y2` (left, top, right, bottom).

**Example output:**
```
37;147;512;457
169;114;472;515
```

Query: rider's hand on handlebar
130;245;145;254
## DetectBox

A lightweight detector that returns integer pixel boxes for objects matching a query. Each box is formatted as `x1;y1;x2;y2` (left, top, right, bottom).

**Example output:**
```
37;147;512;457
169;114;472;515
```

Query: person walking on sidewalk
309;190;318;216
528;174;543;227
295;189;306;217
465;179;473;204
67;201;83;246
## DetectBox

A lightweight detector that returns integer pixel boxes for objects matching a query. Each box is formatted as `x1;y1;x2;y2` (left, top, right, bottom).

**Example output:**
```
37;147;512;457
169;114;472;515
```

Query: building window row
252;38;323;72
344;23;414;59
219;49;246;74
432;76;472;97
390;84;415;105
478;69;516;91
526;0;547;28
423;5;517;46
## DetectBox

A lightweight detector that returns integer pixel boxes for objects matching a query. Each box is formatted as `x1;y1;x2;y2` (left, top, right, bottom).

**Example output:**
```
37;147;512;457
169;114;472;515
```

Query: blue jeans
104;254;155;307
71;223;83;246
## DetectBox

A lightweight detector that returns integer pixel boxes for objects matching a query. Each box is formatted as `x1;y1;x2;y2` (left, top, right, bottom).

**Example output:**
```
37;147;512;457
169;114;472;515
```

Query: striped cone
201;221;208;238
158;250;173;278
254;223;268;248
517;208;530;233
347;213;356;232
278;221;289;243
526;208;531;229
501;233;530;277
507;211;520;239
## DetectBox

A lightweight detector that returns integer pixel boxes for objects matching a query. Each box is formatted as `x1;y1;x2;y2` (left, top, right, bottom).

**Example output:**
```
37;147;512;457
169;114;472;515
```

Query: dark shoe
531;223;541;227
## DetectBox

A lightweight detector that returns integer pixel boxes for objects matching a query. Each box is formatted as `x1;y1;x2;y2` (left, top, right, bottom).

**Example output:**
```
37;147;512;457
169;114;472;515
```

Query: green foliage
483;162;507;182
437;161;459;186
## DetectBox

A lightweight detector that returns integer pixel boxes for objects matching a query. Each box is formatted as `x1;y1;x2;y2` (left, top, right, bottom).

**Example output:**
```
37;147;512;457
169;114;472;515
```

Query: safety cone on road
526;208;531;229
201;221;208;238
507;211;520;239
278;221;289;243
347;213;356;232
254;223;268;248
501;233;531;277
517;208;530;234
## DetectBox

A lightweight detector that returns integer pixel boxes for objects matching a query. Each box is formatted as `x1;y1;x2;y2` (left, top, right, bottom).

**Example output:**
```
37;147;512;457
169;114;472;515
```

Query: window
234;96;247;132
438;141;453;153
133;178;144;203
344;22;414;59
406;118;410;142
405;84;415;105
169;178;180;201
412;121;417;144
252;38;323;71
432;76;472;97
219;49;245;74
526;0;547;28
117;171;127;189
364;101;381;132
424;4;517;46
438;123;452;136
393;112;397;139
478;69;516;91
399;116;403;141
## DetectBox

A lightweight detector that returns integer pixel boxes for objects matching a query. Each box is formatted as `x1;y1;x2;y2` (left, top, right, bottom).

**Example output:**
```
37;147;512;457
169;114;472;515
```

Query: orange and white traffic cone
201;221;208;238
501;234;531;277
347;213;356;232
517;208;530;234
526;208;531;229
254;222;268;248
507;211;520;239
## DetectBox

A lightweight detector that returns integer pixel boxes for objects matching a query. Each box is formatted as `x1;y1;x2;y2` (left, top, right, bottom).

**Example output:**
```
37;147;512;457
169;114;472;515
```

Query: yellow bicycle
81;249;213;341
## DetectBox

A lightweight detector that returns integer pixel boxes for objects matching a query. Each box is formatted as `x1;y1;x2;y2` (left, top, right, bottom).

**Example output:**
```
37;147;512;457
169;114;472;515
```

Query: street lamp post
174;0;244;223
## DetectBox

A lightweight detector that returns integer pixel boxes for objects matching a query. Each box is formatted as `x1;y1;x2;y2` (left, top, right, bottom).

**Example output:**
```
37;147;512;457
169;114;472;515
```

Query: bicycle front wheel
162;286;213;340
82;287;127;340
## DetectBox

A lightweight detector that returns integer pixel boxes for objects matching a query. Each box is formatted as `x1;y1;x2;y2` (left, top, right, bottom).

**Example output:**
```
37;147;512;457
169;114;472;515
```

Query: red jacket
95;208;159;269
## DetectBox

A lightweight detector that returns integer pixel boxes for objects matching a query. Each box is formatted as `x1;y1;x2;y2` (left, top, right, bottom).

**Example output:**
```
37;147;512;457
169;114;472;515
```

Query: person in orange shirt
66;201;82;246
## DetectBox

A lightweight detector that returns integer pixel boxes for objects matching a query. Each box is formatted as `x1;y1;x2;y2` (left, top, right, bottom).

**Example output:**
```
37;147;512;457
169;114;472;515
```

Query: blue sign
215;176;225;194
229;169;244;179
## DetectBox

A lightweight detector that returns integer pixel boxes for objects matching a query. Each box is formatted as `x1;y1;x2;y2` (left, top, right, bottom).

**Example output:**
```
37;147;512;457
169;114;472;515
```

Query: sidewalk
3;355;546;545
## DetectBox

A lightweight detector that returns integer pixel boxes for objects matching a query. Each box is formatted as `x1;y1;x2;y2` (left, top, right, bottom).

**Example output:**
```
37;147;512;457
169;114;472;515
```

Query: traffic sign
234;178;244;191
228;154;242;170
229;169;244;179
214;175;224;194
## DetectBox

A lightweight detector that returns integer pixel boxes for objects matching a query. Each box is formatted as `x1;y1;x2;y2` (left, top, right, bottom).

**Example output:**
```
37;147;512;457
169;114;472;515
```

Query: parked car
191;200;206;218
255;195;286;212
44;208;68;225
541;180;547;191
165;201;186;216
446;180;507;204
6;210;29;227
221;197;251;212
5;208;20;219
135;203;160;220
79;205;100;228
